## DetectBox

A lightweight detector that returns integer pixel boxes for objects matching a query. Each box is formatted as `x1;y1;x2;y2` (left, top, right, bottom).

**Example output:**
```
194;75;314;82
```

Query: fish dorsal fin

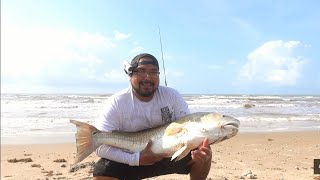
170;144;189;161
165;122;186;136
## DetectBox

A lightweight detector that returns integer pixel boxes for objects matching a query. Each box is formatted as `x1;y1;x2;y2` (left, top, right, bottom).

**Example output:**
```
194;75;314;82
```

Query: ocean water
1;94;320;144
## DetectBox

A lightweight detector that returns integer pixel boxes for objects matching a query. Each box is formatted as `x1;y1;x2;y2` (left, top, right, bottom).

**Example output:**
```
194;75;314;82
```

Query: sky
1;0;319;95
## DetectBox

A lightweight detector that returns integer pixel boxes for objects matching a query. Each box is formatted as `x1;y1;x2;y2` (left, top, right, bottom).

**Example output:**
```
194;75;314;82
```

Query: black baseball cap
130;53;159;70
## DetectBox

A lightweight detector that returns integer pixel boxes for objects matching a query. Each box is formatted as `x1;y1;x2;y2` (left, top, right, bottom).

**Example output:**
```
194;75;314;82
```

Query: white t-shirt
95;86;190;166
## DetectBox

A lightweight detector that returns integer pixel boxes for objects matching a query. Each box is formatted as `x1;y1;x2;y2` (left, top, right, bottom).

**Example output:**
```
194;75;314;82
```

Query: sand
1;131;320;180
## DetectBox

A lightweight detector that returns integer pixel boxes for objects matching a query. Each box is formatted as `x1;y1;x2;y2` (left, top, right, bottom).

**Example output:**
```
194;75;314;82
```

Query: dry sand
1;131;320;180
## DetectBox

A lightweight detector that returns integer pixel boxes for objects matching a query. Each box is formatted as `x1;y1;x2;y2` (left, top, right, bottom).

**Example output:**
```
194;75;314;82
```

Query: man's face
130;57;160;98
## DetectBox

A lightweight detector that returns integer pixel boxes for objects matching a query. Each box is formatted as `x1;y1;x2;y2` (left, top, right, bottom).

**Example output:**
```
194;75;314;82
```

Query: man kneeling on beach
93;53;212;180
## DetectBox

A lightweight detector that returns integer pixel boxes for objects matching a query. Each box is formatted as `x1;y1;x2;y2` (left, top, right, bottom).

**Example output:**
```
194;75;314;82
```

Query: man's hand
139;140;169;165
191;137;212;164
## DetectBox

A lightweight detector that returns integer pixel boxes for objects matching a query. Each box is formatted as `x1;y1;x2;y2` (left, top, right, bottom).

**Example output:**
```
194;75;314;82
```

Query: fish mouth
222;120;240;129
221;115;240;129
224;122;239;128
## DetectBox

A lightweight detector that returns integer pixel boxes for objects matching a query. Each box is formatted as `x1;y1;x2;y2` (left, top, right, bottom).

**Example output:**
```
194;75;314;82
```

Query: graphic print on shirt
161;106;173;123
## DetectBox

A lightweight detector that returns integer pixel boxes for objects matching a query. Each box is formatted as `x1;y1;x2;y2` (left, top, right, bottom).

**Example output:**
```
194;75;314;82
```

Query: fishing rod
158;26;168;86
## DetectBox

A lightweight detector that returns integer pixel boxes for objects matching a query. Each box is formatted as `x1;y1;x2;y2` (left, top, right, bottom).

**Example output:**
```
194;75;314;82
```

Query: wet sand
1;131;320;180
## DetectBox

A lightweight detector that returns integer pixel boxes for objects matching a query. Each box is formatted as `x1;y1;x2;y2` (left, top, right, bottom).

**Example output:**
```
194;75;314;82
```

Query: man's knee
93;158;123;178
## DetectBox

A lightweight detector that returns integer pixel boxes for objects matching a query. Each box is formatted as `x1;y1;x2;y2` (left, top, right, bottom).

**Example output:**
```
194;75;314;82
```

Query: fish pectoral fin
175;147;191;162
165;122;186;136
171;144;188;161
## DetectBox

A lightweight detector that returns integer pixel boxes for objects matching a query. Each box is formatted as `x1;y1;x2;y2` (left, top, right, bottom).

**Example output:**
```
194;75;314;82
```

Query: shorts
93;152;192;180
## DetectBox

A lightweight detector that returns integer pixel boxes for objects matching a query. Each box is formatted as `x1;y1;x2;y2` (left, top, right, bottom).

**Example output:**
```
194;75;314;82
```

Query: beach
1;94;320;179
1;131;319;180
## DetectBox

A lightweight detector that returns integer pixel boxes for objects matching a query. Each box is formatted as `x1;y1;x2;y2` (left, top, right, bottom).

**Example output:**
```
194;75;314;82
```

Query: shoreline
1;130;320;179
1;127;320;145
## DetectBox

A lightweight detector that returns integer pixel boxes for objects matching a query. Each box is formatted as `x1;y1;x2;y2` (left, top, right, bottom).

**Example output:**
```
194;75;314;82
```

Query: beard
132;80;157;97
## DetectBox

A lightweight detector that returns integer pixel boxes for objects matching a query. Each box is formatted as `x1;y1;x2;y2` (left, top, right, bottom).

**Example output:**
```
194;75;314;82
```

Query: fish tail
70;120;101;164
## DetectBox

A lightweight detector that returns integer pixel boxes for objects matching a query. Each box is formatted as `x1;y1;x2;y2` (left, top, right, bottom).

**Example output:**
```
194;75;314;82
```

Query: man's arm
95;144;140;166
171;88;191;119
94;96;141;166
189;138;212;180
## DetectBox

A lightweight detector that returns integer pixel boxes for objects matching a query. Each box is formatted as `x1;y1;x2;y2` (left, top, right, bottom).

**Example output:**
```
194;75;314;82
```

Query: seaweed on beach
31;164;41;167
69;161;95;173
53;158;67;163
8;158;33;163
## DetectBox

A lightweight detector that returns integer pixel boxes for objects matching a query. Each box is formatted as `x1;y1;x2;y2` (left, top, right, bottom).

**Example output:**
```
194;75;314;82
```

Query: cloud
102;69;128;82
1;17;123;92
114;30;131;41
238;40;307;86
